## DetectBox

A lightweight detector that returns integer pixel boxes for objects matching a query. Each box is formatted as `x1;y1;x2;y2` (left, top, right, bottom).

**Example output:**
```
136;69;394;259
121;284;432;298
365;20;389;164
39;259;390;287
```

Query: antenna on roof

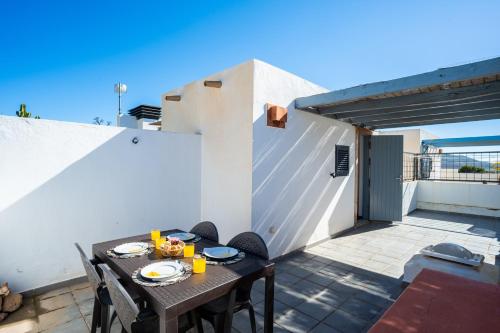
114;83;128;117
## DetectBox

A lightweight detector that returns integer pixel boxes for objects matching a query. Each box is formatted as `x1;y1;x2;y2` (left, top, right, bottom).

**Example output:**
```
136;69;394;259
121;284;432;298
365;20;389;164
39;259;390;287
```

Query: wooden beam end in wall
165;95;181;101
204;80;222;88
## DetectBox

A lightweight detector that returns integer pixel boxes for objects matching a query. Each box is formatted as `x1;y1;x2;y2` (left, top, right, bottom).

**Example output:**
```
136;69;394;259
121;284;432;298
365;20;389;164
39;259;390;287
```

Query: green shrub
458;165;486;173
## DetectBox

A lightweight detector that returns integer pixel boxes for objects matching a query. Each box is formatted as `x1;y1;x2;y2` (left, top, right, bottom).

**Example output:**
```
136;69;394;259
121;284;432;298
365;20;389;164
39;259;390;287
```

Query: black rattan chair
190;221;219;242
99;264;158;333
99;264;199;333
197;232;269;333
75;243;115;333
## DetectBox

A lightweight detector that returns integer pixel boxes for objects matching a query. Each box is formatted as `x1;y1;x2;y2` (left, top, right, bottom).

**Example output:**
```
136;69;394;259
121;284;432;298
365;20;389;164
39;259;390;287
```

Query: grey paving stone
42;317;89;333
232;309;263;332
300;260;328;272
254;299;291;320
37;292;75;315
38;304;82;331
274;309;319;333
354;290;394;308
284;265;315;279
293;279;324;296
276;272;302;287
69;281;91;291
328;281;360;296
305;272;335;287
77;297;95;316
328;261;355;272
312;255;335;265
338;298;382;321
0;318;39;333
310;287;352;309
295;298;335;321
72;287;94;304
287;253;316;264
275;289;308;308
309;322;342;333
253;278;266;294
256;321;291;333
251;288;265;304
323;309;369;333
36;287;71;301
319;265;351;282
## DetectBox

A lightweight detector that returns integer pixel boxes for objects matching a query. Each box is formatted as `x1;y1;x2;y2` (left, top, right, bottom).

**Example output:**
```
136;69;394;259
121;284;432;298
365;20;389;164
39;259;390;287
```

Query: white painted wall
118;114;160;131
161;60;357;258
402;181;418;215
161;62;254;243
0;116;201;292
417;181;500;218
379;129;439;153
251;61;356;258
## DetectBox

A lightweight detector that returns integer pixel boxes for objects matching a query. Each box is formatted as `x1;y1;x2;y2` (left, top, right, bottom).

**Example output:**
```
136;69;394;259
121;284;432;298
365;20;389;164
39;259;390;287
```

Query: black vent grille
128;105;161;120
335;145;350;176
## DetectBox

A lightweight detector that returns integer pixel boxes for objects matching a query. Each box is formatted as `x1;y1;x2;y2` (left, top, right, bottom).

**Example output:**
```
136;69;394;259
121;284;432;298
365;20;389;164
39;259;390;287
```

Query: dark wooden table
92;230;275;333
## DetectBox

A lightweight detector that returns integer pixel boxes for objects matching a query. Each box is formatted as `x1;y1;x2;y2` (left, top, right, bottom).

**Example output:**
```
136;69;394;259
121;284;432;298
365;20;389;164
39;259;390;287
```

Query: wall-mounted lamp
204;80;222;88
131;137;139;144
267;104;288;129
165;95;181;101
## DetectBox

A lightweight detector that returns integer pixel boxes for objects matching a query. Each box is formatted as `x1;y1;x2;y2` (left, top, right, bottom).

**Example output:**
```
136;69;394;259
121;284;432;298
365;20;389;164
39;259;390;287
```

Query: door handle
395;175;402;182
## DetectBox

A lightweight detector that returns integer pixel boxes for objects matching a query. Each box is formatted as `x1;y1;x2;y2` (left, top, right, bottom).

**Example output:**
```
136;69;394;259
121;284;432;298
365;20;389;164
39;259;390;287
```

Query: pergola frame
295;57;500;129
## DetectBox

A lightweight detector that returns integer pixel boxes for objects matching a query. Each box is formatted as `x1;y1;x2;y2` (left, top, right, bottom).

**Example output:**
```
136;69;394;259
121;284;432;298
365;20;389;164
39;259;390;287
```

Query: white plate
203;247;239;260
140;261;184;281
113;242;149;255
167;232;196;242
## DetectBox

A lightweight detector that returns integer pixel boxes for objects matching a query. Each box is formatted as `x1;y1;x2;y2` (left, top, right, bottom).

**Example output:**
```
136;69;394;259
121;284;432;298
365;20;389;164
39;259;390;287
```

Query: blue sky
1;0;499;151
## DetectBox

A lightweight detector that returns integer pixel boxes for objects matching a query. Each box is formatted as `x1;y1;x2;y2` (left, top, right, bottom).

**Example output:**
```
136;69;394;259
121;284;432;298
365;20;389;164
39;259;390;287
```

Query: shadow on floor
237;252;406;333
404;210;500;239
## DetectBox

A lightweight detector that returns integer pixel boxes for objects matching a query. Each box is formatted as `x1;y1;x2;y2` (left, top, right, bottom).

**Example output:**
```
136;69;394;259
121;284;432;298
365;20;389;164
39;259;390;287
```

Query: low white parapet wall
402;181;418;216
0;116;201;293
416;181;500;218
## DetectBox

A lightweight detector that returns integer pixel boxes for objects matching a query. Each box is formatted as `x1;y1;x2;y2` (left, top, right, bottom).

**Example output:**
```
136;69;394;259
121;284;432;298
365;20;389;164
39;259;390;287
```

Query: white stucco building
3;58;499;293
162;60;357;258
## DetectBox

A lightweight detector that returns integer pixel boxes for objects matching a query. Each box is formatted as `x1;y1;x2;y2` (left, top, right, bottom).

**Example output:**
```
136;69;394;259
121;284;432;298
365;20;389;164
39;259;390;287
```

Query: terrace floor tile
2;210;499;333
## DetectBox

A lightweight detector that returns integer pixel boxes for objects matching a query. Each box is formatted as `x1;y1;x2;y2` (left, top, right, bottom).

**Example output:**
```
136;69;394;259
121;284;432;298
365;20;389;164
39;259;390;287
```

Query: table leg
264;272;275;333
159;314;178;333
223;289;237;333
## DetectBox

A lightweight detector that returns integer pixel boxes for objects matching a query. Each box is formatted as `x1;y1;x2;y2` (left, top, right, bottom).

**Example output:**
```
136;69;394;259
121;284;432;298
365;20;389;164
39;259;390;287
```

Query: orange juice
151;229;161;241
184;243;195;258
193;255;206;273
155;236;166;250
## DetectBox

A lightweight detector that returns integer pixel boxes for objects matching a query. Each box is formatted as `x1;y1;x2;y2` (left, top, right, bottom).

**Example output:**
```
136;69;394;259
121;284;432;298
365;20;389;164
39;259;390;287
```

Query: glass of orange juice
151;229;161;241
155;236;167;250
193;254;206;273
184;243;195;258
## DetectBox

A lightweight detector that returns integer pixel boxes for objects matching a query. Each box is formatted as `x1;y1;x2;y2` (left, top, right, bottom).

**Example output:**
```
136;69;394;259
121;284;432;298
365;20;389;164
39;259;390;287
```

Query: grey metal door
369;135;403;221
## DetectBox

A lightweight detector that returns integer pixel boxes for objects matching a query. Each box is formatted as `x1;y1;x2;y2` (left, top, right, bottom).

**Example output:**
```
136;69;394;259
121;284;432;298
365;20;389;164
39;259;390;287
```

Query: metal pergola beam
295;57;500;110
323;81;500;115
322;81;500;118
370;110;500;129
338;99;500;123
361;106;500;126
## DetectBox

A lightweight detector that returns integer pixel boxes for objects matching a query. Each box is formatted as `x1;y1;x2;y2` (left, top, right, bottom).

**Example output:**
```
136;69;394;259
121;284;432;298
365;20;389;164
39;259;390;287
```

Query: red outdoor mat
369;268;500;333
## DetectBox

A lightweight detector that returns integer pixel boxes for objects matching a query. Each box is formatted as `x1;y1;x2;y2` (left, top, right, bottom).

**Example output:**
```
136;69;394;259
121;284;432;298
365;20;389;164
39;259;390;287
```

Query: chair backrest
190;221;219;242
99;264;140;333
74;243;102;295
227;232;269;260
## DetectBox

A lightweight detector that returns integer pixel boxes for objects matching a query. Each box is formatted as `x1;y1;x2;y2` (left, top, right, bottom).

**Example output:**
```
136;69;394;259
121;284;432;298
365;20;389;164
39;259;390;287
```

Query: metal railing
403;151;500;183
